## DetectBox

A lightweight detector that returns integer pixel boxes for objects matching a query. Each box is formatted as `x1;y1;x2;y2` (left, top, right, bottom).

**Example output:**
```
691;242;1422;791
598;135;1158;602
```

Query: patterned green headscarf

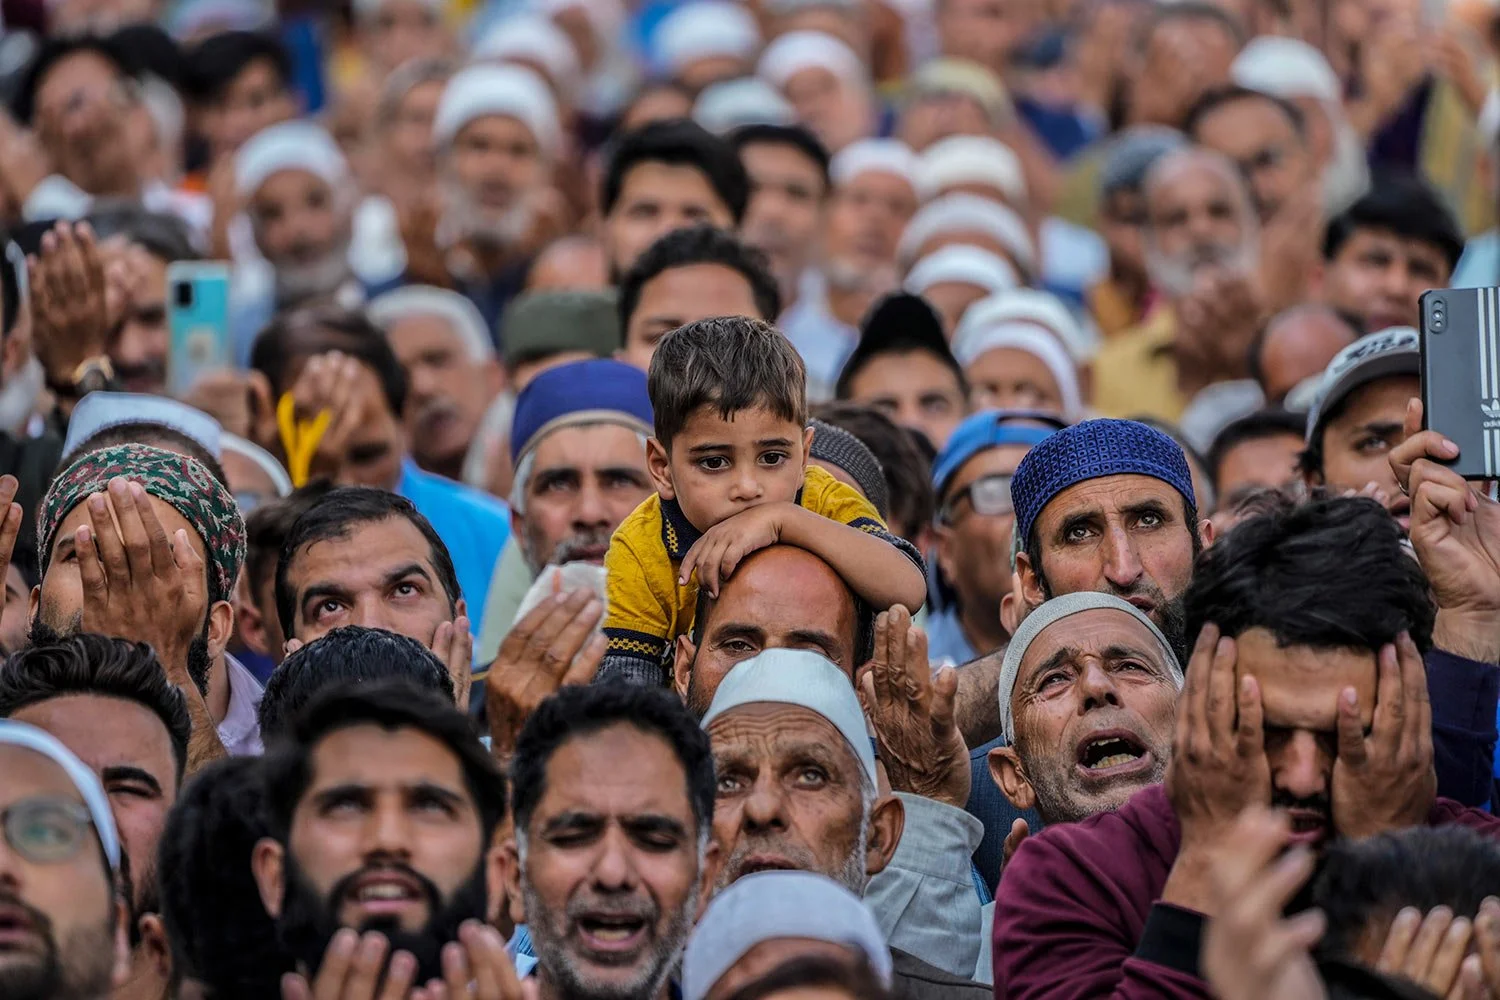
39;443;247;606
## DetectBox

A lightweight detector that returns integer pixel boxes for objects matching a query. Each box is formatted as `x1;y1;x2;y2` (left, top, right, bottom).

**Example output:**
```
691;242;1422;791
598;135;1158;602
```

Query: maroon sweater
992;785;1500;999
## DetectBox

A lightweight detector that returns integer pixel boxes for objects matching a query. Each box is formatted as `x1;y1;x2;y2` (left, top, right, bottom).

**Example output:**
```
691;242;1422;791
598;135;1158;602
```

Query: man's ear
246;369;280;458
497;839;527;927
206;599;235;661
236;582;270;658
989;745;1036;811
28;583;38;625
672;634;696;703
484;839;514;939
646;438;675;500
933;521;958;584
999;589;1024;637
864;794;905;878
694;837;724;920
1015;550;1046;611
137;912;174;983
1196;517;1215;549
251;837;287;919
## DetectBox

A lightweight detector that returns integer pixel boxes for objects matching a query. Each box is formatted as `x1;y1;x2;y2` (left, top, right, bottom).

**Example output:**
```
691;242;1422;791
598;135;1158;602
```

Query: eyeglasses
942;474;1013;523
2;797;96;864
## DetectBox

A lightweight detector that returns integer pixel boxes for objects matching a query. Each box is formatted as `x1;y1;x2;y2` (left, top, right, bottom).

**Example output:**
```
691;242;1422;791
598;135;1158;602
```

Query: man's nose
363;801;415;858
573;480;610;528
1101;524;1143;589
1274;730;1331;801
590;826;637;891
741;775;789;833
1077;659;1122;711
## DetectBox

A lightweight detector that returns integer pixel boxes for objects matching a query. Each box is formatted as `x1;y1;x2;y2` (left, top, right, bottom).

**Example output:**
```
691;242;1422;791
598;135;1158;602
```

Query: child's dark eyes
759;452;788;467
697;456;730;472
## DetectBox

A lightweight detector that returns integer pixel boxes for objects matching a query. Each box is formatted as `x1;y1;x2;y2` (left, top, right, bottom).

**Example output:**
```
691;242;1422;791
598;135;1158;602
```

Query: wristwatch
54;355;115;398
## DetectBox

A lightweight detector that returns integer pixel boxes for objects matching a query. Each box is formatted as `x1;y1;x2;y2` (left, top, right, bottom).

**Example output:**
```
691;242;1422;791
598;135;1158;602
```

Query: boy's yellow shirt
602;464;914;678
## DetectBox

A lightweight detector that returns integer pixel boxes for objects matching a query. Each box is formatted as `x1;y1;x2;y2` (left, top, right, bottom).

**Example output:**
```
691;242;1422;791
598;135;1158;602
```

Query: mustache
550;530;614;564
329;862;442;924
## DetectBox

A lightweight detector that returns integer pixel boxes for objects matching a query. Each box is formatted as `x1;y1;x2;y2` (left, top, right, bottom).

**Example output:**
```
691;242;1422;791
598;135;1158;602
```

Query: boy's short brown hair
648;316;807;447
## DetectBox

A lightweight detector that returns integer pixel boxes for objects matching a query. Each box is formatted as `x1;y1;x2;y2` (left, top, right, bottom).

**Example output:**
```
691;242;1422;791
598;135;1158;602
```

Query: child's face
648;405;814;532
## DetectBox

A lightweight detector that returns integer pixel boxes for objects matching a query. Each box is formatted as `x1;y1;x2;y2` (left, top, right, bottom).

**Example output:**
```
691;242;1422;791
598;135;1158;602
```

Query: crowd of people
2;0;1500;998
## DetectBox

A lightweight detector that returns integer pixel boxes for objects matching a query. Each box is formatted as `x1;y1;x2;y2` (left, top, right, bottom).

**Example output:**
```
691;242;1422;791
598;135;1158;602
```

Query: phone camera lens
174;282;193;309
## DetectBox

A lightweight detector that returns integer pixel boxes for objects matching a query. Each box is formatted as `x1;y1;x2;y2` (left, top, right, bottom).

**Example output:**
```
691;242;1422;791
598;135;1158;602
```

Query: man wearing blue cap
476;359;655;663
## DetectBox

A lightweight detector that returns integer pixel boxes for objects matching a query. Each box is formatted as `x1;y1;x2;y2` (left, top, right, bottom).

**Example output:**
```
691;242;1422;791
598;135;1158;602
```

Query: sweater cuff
1132;903;1204;979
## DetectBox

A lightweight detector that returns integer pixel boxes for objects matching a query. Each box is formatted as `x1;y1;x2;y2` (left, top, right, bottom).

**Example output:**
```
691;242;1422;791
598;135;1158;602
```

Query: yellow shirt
1090;308;1186;423
602;465;907;679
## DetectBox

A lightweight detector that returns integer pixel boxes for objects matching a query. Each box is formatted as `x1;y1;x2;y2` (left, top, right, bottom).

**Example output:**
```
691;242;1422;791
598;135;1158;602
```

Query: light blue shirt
1453;230;1500;289
396;459;512;639
926;605;979;666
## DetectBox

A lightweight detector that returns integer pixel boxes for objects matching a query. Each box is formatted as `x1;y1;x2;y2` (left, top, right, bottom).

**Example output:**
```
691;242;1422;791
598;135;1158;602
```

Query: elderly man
993;496;1500;999
251;684;510;993
497;682;718;997
681;872;892;1000
0;635;189;1000
431;64;562;330
703;650;990;997
0;721;131;1000
783;139;918;398
1091;147;1264;423
988;593;1181;828
30;444;245;767
367;286;502;483
476;360;653;662
758;31;875;154
231;121;362;359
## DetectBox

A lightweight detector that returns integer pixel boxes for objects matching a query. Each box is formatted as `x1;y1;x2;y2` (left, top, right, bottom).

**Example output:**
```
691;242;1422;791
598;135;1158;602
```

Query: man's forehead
709;702;852;756
1020;610;1168;675
0;745;89;805
294;516;433;575
305;724;467;791
1039;473;1181;525
534;722;693;818
530;422;647;469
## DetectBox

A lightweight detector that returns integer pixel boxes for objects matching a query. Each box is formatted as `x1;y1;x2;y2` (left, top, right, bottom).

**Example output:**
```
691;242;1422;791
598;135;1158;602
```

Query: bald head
676;545;863;717
1143;147;1258;297
526;235;610;293
1255;305;1359;403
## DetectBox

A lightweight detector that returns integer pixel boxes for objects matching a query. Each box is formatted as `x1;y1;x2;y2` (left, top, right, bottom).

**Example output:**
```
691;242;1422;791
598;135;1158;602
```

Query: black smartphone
1419;287;1500;480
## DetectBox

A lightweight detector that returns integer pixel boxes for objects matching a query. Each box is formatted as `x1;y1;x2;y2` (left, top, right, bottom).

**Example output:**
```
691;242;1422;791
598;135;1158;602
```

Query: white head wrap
897;193;1036;276
681;871;893;1000
654;1;762;76
702;649;876;788
956;289;1097;362
433;64;561;157
758;30;866;91
367;285;495;362
915;134;1027;204
235;120;348;199
0;720;121;870
472;13;581;97
999;593;1182;745
830;138;918;187
693;77;795;134
951;322;1082;422
1230;36;1341;104
904;245;1019;297
62;392;223;463
221;433;293;499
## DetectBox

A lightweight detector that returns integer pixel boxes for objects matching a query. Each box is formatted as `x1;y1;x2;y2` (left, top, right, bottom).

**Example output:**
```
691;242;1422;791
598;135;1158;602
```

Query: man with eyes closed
274;487;475;707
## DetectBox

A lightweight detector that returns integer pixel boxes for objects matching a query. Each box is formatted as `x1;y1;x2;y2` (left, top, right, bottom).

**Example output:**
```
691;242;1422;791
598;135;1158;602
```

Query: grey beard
439;183;535;252
274;247;353;305
823;258;870;293
1144;236;1259;299
0;356;43;434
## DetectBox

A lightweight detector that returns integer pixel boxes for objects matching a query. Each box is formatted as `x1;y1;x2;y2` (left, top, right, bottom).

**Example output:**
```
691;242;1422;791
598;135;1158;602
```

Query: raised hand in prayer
486;589;605;760
1375;903;1485;998
411;922;536;1000
430;617;474;711
26;221;111;386
1473;898;1500;998
1392;398;1500;664
1200;807;1327;1000
1160;623;1272;915
1330;631;1436;841
858;605;969;808
280;929;420;1000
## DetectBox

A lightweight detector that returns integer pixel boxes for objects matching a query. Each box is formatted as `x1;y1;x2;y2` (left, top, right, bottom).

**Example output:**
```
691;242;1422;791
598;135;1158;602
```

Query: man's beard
523;859;698;1000
0;890;116;1000
274;241;353;305
1144;237;1258;299
116;852;159;950
823;256;871;294
715;816;868;896
28;616;214;697
521;525;613;575
439;181;534;252
275;854;488;986
1016;737;1169;827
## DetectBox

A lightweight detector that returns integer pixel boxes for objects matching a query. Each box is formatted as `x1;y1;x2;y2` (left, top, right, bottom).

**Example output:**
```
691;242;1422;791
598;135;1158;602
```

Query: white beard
438;181;536;252
274;241;354;305
1145;234;1260;299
